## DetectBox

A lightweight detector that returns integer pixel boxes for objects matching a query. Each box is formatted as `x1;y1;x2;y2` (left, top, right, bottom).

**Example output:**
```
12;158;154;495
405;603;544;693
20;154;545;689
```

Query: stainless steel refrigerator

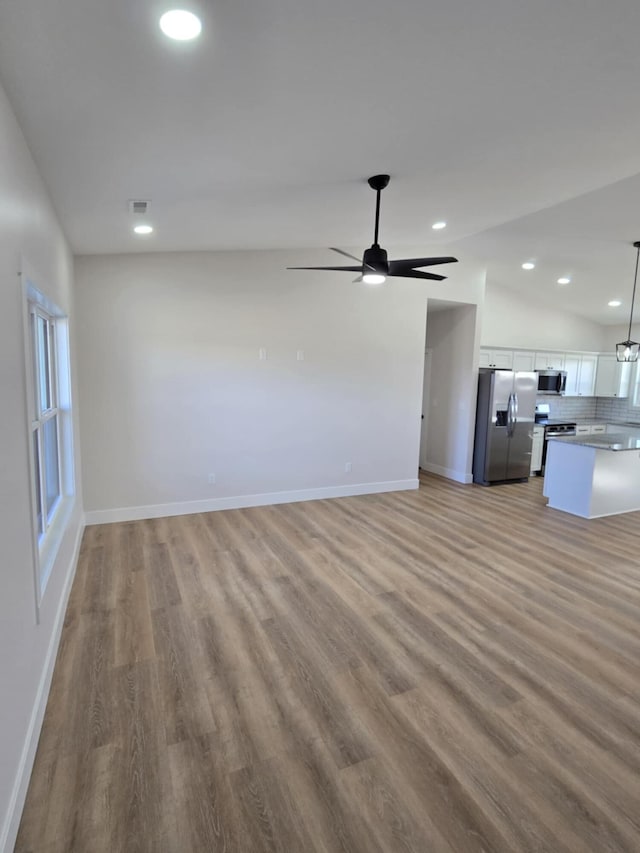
473;368;537;485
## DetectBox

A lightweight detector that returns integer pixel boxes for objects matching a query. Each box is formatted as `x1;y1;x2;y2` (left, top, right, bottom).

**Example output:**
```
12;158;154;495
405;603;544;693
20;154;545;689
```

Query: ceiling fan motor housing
363;244;389;274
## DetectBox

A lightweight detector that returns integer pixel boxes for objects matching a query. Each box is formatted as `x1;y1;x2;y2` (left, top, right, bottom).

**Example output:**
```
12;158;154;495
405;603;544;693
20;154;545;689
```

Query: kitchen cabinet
534;352;565;370
575;424;606;436
479;348;513;369
512;350;536;371
544;437;640;518
479;346;631;399
478;349;537;370
594;356;631;398
530;425;544;474
564;353;597;397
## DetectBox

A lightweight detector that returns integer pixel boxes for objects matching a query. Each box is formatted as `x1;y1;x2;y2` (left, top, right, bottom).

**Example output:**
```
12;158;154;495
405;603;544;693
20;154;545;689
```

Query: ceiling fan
287;174;458;285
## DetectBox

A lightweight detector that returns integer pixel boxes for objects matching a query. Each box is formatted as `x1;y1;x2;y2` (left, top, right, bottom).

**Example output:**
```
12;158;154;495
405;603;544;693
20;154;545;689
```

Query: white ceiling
2;0;640;324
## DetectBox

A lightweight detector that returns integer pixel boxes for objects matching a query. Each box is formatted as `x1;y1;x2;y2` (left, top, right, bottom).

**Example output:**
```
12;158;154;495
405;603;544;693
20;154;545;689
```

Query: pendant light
616;240;640;362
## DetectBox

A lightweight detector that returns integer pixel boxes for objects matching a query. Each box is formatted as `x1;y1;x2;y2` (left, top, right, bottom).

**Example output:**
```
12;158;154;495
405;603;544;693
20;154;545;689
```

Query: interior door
419;349;432;470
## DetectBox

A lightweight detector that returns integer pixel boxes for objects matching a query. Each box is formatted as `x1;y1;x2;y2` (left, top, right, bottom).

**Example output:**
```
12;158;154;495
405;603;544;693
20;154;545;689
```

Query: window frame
30;304;62;536
21;267;75;615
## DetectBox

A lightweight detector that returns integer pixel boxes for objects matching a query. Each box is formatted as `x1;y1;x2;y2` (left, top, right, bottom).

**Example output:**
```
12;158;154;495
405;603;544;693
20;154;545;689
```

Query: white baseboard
1;517;85;853
85;479;419;525
422;462;473;484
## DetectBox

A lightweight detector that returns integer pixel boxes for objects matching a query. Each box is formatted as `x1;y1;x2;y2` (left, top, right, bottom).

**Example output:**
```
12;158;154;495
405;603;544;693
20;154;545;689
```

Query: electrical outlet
344;462;352;473
297;349;304;361
208;473;216;485
259;347;267;360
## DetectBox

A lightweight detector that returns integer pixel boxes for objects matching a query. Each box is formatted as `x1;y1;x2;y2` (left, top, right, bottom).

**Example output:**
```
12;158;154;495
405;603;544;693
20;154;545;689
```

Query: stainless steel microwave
536;369;566;395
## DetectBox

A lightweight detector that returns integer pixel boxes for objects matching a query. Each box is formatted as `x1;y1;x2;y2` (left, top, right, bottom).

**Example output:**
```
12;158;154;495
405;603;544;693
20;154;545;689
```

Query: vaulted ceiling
2;0;640;324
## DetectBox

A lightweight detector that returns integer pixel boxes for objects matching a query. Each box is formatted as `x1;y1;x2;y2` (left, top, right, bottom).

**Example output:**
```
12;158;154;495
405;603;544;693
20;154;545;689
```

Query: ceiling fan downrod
367;174;390;247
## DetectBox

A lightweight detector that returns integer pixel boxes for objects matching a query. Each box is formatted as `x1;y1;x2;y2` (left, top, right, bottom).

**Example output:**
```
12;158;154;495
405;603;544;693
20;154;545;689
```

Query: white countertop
570;419;640;426
550;432;640;451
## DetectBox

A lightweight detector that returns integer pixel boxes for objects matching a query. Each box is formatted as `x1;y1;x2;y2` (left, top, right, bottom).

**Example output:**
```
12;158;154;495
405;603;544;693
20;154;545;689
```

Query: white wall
425;302;483;483
600;322;640;350
75;252;485;520
482;281;606;351
0;81;83;851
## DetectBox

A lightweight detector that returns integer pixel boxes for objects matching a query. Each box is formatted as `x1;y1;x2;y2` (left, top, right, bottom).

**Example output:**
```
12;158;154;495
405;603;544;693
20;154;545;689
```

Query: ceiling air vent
128;199;151;216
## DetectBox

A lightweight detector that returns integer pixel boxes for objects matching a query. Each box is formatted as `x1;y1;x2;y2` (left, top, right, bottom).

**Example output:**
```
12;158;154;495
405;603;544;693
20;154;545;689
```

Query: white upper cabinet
479;348;536;370
564;353;597;397
480;346;629;398
512;350;536;371
577;354;598;396
534;352;565;370
478;349;492;368
479;348;514;369
564;354;580;396
595;355;631;397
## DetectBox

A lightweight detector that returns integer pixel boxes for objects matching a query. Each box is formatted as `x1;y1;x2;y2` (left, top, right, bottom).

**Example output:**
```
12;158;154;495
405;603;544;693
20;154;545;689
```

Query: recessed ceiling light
557;277;571;285
134;224;154;235
521;262;535;270
159;9;202;41
608;300;622;307
431;221;447;230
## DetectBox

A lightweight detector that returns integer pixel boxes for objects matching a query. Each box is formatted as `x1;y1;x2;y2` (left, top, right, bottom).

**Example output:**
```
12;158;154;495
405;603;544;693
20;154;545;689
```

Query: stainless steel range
534;404;576;473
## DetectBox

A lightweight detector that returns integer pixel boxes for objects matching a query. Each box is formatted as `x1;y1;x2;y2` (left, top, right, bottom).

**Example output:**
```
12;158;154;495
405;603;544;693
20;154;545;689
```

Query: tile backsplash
595;396;640;424
535;395;640;424
536;396;597;419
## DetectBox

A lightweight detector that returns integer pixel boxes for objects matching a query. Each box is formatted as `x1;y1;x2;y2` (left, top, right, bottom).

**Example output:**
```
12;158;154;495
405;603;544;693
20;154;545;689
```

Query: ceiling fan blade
287;265;363;272
331;246;377;271
330;247;362;263
389;256;458;273
389;269;447;281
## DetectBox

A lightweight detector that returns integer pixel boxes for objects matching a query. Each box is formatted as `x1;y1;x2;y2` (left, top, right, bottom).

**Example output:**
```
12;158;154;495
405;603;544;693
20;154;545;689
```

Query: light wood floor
16;474;640;852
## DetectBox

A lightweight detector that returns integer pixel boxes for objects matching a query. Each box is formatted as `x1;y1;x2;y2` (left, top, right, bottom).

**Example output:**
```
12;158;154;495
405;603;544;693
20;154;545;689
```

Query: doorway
419;348;432;470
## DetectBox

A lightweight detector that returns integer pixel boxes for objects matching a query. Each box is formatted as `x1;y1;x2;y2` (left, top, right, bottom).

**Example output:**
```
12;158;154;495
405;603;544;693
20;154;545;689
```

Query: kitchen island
543;432;640;518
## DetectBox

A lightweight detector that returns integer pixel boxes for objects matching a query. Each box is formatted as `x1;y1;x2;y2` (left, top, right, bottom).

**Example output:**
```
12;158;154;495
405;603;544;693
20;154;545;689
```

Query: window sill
38;494;76;604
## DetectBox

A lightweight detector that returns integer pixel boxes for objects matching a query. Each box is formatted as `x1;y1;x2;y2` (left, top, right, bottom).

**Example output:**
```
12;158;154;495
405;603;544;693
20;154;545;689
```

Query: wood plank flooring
15;474;640;852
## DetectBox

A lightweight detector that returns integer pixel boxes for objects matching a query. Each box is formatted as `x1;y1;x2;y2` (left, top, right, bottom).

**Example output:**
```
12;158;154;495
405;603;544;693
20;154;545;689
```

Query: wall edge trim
422;463;473;484
1;516;85;853
84;480;419;525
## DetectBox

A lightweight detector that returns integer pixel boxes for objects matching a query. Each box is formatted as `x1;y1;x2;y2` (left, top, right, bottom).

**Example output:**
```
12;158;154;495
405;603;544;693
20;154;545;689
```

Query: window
30;305;62;537
23;276;75;605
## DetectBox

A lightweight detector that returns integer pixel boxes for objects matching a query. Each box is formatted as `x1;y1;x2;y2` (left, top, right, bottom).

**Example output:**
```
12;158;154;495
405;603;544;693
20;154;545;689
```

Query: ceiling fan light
616;241;640;362
362;273;386;285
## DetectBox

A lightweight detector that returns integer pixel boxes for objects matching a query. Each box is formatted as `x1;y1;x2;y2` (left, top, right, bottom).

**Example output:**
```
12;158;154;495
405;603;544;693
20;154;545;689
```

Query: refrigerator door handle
512;393;519;429
506;393;514;437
